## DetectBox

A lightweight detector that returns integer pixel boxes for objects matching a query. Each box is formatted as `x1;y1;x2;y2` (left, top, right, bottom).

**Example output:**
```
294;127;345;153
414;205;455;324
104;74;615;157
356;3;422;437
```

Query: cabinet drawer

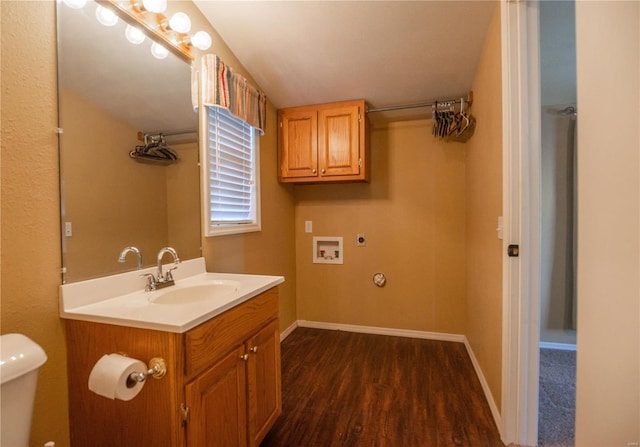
185;288;278;378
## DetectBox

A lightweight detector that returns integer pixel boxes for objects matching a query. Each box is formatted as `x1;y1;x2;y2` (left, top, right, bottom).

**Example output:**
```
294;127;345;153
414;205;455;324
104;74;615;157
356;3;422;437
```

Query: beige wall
575;1;640;444
295;121;467;334
1;1;71;445
464;7;503;408
0;1;296;445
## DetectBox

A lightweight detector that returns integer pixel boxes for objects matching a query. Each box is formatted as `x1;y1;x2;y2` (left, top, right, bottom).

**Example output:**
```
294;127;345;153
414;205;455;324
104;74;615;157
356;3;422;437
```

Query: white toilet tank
0;333;47;447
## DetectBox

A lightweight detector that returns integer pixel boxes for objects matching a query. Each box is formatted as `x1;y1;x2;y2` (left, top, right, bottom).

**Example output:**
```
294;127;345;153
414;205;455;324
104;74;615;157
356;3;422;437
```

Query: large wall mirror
57;0;201;283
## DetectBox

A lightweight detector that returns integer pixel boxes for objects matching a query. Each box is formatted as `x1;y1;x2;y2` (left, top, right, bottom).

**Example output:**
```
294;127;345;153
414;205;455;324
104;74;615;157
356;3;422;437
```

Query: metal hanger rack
366;92;476;142
129;129;198;165
366;91;473;114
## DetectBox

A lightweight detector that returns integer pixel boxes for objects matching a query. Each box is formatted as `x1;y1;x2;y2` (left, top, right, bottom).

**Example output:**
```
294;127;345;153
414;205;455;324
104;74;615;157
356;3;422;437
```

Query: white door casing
500;1;542;445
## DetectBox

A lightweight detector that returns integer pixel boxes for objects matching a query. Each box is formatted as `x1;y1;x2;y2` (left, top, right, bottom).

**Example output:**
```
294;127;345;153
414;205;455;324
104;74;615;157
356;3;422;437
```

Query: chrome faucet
139;247;180;292
143;247;180;291
118;246;142;270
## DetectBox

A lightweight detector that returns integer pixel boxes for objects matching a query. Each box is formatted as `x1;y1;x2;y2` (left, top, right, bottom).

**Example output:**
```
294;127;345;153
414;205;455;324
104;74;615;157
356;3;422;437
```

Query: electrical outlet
357;233;365;247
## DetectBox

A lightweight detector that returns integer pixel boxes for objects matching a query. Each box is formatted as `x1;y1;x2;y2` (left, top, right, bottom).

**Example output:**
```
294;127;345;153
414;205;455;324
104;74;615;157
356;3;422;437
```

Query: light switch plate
305;221;312;233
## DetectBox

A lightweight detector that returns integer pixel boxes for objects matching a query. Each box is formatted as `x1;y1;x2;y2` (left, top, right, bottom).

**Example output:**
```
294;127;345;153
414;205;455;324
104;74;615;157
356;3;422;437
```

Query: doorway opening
537;1;577;445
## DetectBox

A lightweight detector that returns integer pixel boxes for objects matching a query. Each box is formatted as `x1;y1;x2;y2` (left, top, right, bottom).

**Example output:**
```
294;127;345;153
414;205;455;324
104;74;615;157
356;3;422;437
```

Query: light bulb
142;0;166;13
150;42;169;60
191;31;212;51
95;5;118;27
62;0;87;9
169;12;191;34
125;25;145;45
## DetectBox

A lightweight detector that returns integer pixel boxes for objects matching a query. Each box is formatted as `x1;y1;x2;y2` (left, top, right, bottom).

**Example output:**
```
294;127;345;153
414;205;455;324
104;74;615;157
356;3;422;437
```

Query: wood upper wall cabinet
65;288;281;447
278;100;370;183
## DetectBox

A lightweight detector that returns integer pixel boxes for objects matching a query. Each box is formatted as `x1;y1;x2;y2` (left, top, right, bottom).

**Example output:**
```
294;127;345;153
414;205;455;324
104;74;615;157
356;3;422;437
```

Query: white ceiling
194;0;497;119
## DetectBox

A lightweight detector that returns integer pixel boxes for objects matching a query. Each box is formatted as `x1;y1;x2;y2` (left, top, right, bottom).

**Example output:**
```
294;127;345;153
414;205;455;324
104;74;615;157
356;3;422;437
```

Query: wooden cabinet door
247;320;282;447
318;104;361;178
278;108;318;180
185;346;248;447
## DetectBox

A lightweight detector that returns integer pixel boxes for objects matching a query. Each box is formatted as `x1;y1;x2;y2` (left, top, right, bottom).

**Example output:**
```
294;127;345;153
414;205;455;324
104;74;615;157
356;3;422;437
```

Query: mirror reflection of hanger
129;133;178;165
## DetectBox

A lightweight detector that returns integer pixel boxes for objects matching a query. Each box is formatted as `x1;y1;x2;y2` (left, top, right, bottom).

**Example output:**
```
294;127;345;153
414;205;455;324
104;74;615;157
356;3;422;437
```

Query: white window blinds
205;106;259;234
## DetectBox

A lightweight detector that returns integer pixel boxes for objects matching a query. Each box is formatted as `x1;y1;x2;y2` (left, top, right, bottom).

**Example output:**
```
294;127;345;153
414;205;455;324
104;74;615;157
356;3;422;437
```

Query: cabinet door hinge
358;113;361;122
180;403;190;425
358;158;362;167
279;121;283;128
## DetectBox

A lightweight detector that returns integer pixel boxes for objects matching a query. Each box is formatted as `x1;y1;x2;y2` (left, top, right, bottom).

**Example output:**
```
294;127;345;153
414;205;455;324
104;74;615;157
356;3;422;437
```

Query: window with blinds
204;106;261;236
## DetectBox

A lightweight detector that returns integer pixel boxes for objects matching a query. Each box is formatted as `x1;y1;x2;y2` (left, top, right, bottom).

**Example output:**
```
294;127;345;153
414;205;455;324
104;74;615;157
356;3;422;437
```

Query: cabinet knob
240;353;249;361
250;346;259;353
312;169;317;174
321;168;326;174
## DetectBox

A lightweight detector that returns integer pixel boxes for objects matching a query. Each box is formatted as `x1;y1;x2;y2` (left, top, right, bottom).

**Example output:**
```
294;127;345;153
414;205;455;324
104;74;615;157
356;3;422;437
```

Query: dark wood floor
261;328;504;447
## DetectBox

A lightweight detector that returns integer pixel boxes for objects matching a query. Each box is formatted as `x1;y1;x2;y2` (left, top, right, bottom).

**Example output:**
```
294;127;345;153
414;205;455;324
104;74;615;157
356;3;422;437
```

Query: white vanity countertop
59;258;284;333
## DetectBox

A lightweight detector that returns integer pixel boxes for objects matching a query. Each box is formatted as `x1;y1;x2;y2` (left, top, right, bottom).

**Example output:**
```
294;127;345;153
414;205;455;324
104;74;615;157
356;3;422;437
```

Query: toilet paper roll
88;354;147;401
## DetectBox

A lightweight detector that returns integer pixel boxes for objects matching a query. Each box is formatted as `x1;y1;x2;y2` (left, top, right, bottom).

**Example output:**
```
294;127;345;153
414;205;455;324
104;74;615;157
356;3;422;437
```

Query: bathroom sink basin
151;280;241;305
60;258;285;332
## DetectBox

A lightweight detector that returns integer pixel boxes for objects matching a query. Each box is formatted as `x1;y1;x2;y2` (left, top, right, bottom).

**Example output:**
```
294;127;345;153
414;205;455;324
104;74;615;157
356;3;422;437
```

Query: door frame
500;1;542;445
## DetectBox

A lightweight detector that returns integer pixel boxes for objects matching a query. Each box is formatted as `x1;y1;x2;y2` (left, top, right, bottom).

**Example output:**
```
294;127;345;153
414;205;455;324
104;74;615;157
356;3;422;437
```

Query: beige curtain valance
193;54;267;135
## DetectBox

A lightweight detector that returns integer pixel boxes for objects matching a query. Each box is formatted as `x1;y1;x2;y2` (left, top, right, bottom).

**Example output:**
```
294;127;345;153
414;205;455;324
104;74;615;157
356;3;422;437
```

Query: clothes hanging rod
161;129;197;137
137;129;198;141
144;129;197;137
366;91;473;114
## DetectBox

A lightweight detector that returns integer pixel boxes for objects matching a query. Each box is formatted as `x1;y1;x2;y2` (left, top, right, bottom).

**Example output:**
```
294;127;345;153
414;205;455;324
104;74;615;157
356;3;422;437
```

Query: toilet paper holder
125;357;167;387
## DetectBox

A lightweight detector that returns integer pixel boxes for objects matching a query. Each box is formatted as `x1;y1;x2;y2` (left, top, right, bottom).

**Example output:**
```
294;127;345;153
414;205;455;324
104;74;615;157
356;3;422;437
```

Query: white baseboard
463;338;503;437
285;320;503;440
296;319;466;343
539;341;577;351
280;320;298;342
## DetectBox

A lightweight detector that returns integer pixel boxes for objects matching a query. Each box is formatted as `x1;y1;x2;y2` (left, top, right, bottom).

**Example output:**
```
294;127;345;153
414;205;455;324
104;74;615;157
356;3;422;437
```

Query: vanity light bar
96;0;201;63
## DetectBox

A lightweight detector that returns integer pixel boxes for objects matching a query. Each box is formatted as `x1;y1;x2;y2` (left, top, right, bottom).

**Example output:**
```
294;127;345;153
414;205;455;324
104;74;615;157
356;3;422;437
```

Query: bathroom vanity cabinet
64;287;281;447
278;99;370;183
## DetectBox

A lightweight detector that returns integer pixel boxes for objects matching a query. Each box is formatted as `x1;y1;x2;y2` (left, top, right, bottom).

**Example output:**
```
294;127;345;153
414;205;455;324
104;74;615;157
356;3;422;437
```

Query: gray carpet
538;348;576;447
